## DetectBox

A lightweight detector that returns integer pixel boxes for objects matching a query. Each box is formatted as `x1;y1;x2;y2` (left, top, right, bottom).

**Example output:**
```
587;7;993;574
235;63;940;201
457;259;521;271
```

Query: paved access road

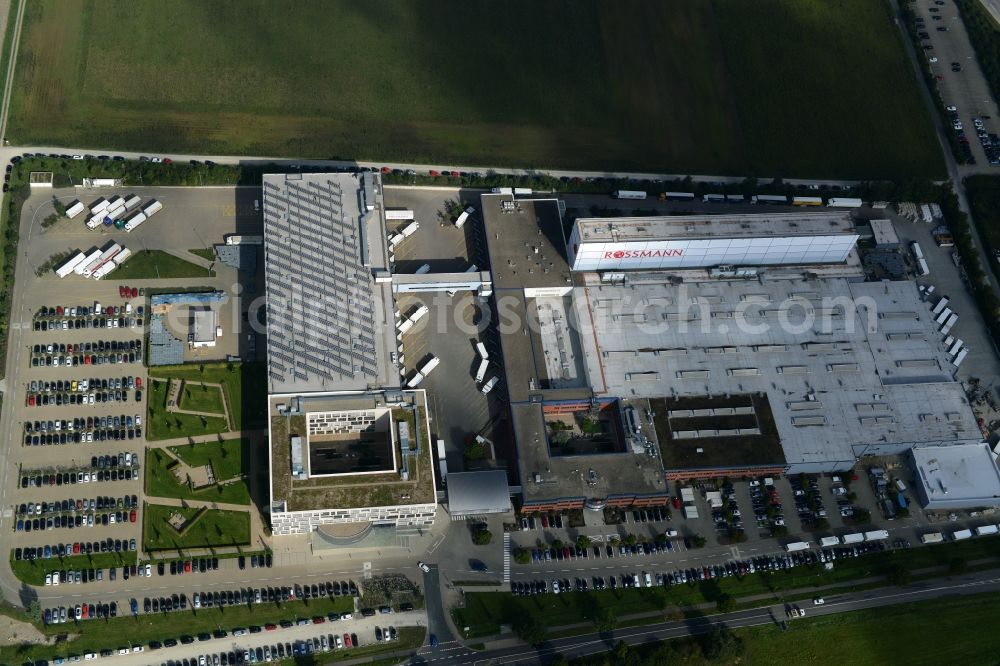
406;571;1000;665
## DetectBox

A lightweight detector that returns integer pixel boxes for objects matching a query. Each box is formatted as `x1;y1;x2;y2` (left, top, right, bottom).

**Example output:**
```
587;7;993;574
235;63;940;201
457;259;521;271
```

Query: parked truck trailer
614;190;647;200
784;541;811;552
920;532;944;544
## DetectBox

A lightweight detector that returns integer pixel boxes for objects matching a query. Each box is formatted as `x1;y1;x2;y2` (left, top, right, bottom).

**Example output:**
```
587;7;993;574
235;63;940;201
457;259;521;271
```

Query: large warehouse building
263;173;437;536
481;195;991;512
566;212;859;272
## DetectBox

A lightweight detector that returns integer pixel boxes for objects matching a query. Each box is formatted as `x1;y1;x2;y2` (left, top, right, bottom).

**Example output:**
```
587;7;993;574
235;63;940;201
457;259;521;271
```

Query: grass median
9;551;137;586
0;595;355;664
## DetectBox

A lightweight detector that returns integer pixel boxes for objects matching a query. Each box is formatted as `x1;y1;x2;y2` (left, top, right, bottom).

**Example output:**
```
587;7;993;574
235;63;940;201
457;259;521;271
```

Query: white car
813;597;825;605
71;155;84;160
929;57;938;63
947;105;958;112
45;574;52;586
135;414;142;426
665;529;679;537
418;561;431;573
145;563;152;577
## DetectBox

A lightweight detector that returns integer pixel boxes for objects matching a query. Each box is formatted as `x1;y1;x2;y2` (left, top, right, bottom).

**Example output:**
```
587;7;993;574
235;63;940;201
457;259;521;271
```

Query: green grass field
148;362;267;430
143;503;250;551
170;437;246;480
111;250;214;280
145;445;251;505
7;0;941;178
178;383;226;415
740;592;1000;665
146;379;229;441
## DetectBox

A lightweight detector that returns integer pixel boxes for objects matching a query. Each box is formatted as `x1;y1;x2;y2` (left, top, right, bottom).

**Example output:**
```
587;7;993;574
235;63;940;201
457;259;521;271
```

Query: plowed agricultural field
8;0;942;178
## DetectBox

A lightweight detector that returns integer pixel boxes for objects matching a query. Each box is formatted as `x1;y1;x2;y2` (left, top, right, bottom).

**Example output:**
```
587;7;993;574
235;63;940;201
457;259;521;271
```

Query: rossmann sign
603;248;684;259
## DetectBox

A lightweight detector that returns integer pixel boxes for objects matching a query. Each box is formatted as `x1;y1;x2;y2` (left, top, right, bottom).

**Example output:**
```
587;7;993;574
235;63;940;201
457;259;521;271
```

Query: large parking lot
914;0;1000;166
1;184;264;567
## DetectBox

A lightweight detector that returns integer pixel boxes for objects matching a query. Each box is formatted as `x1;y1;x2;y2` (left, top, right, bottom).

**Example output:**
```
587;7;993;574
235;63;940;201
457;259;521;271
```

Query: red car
118;286;126;297
184;561;191;572
429;170;439;177
343;633;352;648
27;395;35;406
73;542;80;554
312;616;325;624
265;623;277;631
135;377;142;388
106;306;114;316
129;510;137;523
131;287;138;298
81;604;89;619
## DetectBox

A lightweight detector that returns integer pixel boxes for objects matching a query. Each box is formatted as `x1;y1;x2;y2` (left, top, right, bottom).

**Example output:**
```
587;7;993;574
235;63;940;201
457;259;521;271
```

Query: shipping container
792;196;824;207
105;204;126;222
910;241;925;261
406;372;424;388
124;211;147;232
975;524;998;537
105;196;123;210
436;439;446;459
751;194;789;205
953;348;969;367
92;261;117;280
784;541;811;552
702;194;726;203
74;250;102;275
113;247;132;265
400;221;419;237
419;356;440;377
932;296;950;315
940;313;958;336
55;252;87;278
408;305;429;325
864;529;889;542
491;187;514;195
664;191;696;201
920;532;944;544
89;198;109;215
920;204;934;224
142;200;163;217
476;342;489;360
513;187;532;196
952;529;973;541
65;201;86;219
86;214;103;230
465;264;479;273
123;195;142;211
935;308;953;325
475;358;489;383
726;194;746;203
827;197;863;208
614;190;647;200
480;375;499;394
842;533;865;544
948;339;964;357
384;209;415;220
224;235;263;245
819;536;841;547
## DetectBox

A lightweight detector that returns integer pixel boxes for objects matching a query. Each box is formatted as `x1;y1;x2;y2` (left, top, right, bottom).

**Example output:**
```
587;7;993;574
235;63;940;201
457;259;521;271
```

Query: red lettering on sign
602;249;684;259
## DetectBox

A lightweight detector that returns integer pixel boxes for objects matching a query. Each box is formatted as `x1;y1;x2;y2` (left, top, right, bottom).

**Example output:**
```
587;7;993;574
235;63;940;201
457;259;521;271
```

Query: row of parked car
20;453;140;487
43;601;118;624
32;314;143;332
14;537;138;561
526;535;684;564
17;495;139;516
32;339;142;359
16;510;138;532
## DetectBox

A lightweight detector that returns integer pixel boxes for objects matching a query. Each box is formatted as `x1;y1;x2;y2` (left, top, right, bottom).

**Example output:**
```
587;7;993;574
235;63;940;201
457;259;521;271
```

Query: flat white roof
913;443;1000;505
573;212;855;244
574;277;981;467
